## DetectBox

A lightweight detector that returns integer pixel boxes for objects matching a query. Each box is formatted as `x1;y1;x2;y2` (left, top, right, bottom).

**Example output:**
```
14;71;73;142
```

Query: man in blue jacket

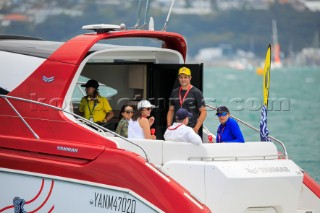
216;106;245;143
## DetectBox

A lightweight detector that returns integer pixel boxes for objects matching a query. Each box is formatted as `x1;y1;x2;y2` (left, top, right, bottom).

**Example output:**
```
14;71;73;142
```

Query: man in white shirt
164;108;202;145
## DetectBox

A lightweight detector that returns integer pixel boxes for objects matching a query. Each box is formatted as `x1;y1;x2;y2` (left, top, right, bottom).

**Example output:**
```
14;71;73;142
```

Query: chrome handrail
0;94;150;162
3;97;39;139
205;104;288;159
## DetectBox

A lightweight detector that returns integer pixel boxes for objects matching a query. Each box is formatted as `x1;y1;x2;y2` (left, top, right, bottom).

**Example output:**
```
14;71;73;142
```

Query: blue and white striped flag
260;105;270;141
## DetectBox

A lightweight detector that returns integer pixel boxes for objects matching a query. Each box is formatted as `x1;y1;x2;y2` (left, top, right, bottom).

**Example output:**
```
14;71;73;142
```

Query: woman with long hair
79;79;114;124
115;104;133;137
128;100;156;140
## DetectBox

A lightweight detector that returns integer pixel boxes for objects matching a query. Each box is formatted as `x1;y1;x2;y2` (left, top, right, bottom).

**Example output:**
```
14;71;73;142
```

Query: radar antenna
134;0;150;29
162;0;175;31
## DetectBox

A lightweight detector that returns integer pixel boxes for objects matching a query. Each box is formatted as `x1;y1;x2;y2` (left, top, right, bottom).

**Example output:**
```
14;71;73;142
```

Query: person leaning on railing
215;106;244;143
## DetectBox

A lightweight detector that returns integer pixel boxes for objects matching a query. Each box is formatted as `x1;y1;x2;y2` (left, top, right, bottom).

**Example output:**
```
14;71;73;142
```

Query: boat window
71;75;118;115
72;75;117;102
97;38;163;48
72;64;148;130
0;87;9;95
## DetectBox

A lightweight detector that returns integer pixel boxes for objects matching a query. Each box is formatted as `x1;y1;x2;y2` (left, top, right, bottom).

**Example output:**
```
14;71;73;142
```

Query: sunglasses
217;112;227;117
124;111;134;114
144;108;152;111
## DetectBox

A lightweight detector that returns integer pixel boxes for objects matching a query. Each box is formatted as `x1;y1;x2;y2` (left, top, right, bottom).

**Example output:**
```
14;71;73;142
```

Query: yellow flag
263;44;271;106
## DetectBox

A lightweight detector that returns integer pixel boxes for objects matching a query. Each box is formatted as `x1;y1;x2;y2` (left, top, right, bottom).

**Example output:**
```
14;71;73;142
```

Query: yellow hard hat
178;67;191;76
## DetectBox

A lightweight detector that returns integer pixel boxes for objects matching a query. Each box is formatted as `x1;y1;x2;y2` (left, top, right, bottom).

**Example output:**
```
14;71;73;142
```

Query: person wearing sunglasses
216;106;245;143
128;100;156;140
164;108;202;145
115;105;134;138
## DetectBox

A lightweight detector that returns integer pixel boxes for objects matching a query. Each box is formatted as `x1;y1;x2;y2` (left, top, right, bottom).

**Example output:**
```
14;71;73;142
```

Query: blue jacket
216;117;245;143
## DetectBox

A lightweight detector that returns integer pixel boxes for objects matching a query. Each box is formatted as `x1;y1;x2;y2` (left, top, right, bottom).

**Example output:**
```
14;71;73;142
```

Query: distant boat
256;19;282;74
272;19;282;68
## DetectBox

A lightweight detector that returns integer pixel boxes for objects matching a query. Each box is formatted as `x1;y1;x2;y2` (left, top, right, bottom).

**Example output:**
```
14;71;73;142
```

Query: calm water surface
203;66;320;183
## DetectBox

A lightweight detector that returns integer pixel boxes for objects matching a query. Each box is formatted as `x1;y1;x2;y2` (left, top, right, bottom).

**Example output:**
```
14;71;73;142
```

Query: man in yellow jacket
79;79;114;124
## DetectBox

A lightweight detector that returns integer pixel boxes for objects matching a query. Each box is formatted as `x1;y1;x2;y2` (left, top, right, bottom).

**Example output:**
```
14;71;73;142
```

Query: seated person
79;79;114;126
164;108;202;145
128;100;156;140
215;106;245;143
115;104;134;138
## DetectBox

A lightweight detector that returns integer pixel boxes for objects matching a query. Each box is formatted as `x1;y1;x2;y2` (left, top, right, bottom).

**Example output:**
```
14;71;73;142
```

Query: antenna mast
162;0;175;31
143;0;150;28
134;0;150;29
272;19;281;66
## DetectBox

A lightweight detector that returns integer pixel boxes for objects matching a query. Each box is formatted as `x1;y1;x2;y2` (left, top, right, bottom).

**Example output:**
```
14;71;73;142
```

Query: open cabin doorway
149;64;203;139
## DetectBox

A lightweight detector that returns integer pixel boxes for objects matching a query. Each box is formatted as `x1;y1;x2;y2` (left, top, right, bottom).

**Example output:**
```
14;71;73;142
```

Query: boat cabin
0;33;203;139
71;62;203;139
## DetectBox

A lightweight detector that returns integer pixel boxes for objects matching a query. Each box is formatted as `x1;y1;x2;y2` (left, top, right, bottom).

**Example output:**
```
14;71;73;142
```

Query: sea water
203;66;320;183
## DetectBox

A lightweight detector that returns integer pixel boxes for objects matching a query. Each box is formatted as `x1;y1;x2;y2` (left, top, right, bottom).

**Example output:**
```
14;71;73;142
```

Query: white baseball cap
137;100;155;110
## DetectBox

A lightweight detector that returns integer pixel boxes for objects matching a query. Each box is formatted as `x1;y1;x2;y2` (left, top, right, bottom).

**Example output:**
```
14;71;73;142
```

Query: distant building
0;13;29;26
195;47;224;61
244;0;272;10
215;0;242;11
296;47;320;66
0;0;12;10
152;0;212;15
195;44;234;60
303;0;320;11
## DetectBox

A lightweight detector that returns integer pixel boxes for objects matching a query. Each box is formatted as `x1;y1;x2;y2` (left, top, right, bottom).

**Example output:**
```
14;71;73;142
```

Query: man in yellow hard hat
166;67;207;136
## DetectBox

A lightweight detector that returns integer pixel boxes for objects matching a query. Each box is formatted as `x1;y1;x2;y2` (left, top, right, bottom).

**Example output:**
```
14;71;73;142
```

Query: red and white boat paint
0;23;319;213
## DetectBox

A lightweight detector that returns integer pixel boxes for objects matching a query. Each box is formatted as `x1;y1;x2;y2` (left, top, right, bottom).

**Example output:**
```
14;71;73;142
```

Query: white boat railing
205;104;288;159
0;94;288;161
0;94;150;162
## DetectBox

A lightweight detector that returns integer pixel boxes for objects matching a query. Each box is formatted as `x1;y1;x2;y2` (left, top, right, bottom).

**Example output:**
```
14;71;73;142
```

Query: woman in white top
128;100;156;140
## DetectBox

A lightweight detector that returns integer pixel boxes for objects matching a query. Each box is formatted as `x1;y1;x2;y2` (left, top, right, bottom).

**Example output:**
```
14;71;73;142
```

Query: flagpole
259;44;271;142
